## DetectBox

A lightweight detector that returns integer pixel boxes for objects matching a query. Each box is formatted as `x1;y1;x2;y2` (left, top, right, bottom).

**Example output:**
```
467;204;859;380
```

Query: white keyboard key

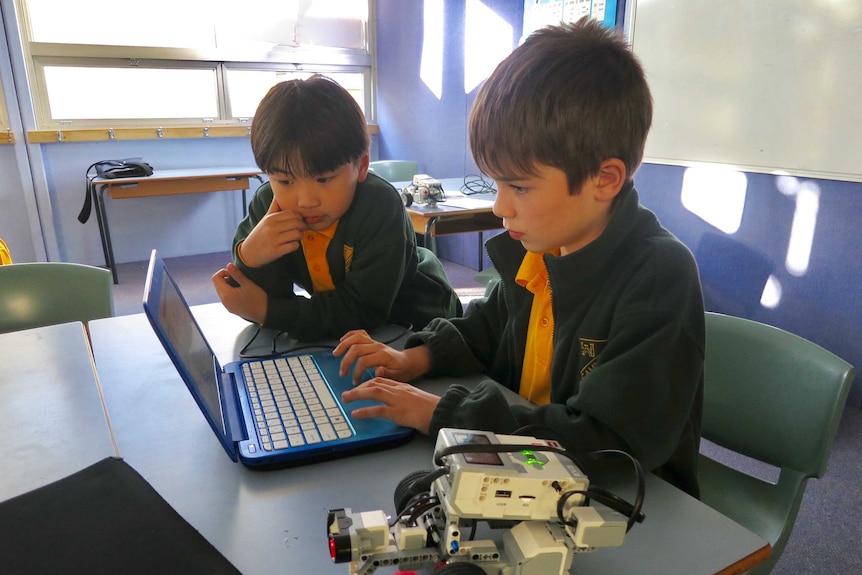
319;424;337;442
288;434;305;447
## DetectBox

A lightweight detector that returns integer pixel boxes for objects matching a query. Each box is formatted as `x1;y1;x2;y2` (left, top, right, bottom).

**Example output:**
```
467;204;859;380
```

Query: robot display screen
454;432;503;466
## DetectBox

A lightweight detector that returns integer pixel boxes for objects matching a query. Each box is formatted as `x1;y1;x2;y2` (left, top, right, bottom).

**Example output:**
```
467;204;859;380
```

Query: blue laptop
142;250;413;468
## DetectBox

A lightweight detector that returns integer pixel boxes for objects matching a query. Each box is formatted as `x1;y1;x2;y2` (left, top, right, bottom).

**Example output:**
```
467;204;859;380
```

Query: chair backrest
700;312;854;572
368;160;419;183
0;262;115;334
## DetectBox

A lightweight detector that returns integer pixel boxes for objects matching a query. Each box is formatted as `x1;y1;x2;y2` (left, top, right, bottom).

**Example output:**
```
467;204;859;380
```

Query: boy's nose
492;190;513;219
295;186;320;208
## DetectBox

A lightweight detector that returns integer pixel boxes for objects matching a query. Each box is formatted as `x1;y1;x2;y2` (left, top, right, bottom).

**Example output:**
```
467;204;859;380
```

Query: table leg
94;184;119;284
241;174;264;218
424;217;439;254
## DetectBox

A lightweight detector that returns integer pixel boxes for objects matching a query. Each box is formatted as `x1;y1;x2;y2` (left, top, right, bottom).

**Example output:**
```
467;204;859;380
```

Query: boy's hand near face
333;329;432;385
211;264;268;325
239;197;307;268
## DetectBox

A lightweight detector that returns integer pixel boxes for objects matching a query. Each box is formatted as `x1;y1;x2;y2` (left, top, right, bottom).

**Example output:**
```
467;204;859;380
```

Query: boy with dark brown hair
336;19;705;496
213;76;461;341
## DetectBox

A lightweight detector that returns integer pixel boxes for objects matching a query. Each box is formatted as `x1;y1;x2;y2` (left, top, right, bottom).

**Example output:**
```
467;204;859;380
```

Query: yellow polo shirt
516;249;559;405
0;238;11;265
301;221;339;292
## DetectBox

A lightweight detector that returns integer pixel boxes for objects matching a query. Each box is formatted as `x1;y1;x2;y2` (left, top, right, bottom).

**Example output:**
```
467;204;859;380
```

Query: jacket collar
487;180;641;281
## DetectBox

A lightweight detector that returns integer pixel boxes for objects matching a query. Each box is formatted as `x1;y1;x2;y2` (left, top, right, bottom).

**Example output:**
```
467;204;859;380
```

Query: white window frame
0;79;9;132
14;0;376;131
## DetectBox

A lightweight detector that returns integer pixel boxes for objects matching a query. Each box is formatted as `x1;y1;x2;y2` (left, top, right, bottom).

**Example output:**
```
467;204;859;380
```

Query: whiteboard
628;0;862;183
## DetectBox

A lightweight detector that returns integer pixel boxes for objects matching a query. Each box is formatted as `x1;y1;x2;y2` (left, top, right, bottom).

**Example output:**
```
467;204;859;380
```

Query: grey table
0;322;118;501
88;304;770;575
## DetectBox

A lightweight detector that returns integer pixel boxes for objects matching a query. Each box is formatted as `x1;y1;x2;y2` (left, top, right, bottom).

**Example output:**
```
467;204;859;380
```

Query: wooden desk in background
91;167;264;283
396;177;502;256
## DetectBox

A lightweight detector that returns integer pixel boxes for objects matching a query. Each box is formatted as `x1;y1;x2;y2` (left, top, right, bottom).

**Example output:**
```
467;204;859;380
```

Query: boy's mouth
303;215;325;225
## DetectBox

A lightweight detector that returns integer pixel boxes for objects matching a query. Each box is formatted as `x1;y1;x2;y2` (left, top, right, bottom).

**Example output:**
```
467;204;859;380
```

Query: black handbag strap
78;162;101;224
78;160;153;224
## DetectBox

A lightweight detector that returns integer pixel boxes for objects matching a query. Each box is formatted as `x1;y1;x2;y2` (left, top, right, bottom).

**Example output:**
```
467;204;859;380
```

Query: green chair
0;262;115;334
368;160;419;184
700;312;855;574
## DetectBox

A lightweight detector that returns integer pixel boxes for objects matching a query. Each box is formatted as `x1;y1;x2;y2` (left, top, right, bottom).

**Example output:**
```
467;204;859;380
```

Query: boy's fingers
225;263;247;280
266;196;282;214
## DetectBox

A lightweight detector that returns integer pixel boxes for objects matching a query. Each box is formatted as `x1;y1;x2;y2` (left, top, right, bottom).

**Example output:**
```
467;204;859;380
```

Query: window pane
216;1;367;51
27;0;367;52
44;67;218;120
26;0;216;48
226;69;365;119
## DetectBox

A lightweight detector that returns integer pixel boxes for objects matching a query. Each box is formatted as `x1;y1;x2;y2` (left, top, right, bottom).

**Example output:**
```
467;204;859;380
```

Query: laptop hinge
221;370;248;444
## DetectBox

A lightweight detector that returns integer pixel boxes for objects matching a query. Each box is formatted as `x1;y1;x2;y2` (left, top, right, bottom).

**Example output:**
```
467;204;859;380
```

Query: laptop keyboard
242;355;354;451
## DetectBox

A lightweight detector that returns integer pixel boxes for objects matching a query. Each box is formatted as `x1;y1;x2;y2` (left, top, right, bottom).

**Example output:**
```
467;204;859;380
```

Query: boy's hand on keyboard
341;377;437;435
333;330;431;385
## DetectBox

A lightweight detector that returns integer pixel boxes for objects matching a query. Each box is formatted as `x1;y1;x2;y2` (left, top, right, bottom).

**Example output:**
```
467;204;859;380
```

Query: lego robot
401;175;446;208
327;428;644;575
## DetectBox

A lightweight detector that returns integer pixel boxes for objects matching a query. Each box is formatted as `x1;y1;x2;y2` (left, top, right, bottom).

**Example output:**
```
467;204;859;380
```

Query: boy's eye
509;184;528;194
316;176;334;184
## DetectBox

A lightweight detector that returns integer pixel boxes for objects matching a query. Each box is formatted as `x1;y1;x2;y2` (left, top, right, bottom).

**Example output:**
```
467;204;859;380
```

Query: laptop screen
153;263;226;436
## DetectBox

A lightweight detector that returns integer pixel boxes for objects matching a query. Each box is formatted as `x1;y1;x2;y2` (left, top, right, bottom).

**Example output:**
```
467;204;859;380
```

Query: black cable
460;174;496;195
585;449;646;531
238;323;414;359
389;492;440;527
405;496;441;527
466;519;477;541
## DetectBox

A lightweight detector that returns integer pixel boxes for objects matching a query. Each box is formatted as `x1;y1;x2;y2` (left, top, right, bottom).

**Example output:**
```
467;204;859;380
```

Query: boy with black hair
213;76;461;341
335;20;705;497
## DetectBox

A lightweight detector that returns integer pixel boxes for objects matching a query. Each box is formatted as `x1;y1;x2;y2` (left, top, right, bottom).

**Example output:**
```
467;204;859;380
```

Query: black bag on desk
78;159;154;223
0;457;241;575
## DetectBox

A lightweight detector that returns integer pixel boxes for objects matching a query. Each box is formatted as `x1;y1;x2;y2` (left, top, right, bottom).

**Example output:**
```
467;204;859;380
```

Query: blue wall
40;138;256;265
635;164;862;406
376;0;523;268
376;0;861;405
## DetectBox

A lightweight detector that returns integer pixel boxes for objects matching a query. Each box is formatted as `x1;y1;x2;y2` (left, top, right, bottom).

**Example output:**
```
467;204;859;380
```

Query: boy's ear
593;158;627;202
356;154;371;182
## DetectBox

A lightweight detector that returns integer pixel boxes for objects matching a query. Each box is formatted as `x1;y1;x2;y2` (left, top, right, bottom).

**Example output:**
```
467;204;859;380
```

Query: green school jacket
233;172;461;340
408;184;705;497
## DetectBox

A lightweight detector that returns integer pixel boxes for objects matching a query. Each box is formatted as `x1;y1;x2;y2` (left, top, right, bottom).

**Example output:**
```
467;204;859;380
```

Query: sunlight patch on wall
681;165;747;234
760;275;783;308
464;0;514;94
776;175;820;277
420;0;444;99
